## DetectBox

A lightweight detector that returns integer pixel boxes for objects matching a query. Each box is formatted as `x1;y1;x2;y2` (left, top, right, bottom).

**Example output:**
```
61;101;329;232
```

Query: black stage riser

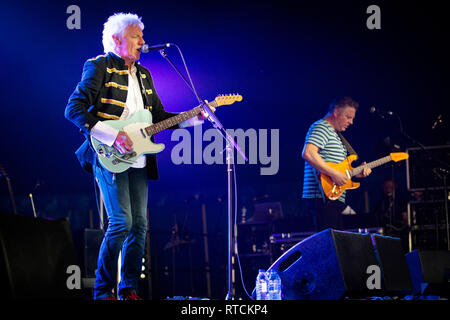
0;214;82;300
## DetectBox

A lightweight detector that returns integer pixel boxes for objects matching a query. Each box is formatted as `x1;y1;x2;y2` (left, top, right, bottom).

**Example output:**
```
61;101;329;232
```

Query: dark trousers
93;161;148;299
304;198;346;232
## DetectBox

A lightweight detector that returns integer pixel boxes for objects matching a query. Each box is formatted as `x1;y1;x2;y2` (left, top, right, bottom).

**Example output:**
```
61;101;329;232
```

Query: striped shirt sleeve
305;121;329;149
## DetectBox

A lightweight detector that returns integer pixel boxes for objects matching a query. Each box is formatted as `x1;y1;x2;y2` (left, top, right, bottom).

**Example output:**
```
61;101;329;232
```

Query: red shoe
122;292;143;300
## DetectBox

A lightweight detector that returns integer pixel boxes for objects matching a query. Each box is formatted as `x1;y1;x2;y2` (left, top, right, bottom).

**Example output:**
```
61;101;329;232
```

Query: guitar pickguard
91;110;165;173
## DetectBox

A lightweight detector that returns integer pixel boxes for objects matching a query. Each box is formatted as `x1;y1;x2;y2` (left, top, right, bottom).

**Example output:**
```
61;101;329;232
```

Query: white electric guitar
91;94;242;173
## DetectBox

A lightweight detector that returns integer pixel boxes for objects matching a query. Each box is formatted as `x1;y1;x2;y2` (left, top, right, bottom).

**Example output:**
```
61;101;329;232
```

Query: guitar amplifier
407;201;448;251
269;232;315;265
406;145;450;191
270;228;384;260
407;200;446;226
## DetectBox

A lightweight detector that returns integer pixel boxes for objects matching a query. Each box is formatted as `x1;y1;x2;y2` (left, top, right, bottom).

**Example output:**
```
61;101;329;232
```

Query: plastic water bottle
255;269;268;300
267;269;282;300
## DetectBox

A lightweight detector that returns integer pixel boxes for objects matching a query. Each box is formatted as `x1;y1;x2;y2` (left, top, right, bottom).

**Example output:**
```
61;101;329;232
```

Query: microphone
432;114;443;130
370;106;394;118
432;167;449;179
141;43;171;53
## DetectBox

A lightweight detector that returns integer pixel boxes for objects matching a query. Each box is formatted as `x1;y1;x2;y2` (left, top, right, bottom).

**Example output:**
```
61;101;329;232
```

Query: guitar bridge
122;152;137;160
111;152;137;165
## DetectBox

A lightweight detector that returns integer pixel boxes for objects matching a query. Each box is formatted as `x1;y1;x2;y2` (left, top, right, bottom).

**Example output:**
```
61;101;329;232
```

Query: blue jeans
93;162;148;299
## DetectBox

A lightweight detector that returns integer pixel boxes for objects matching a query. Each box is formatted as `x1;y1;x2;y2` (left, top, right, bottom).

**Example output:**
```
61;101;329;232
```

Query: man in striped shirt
302;97;371;231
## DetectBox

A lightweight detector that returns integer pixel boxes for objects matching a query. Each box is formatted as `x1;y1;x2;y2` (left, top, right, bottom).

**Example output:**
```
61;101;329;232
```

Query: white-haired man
65;13;206;300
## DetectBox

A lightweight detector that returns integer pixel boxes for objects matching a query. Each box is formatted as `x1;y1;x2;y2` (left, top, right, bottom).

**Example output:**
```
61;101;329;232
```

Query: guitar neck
350;155;392;177
144;101;217;136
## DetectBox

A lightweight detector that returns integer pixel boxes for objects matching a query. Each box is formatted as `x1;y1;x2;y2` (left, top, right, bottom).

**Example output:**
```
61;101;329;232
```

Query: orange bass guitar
319;152;409;200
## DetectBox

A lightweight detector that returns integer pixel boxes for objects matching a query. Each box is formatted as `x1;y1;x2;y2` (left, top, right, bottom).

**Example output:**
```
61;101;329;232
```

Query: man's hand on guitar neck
113;131;134;154
179;101;216;128
355;162;372;178
199;100;216;120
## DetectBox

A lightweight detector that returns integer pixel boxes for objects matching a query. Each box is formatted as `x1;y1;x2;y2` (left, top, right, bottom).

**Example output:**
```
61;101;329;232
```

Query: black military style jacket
65;52;178;180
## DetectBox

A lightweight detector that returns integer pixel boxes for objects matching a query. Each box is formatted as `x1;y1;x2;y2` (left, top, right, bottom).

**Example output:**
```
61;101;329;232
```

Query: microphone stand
444;171;449;250
158;47;248;300
159;49;192;89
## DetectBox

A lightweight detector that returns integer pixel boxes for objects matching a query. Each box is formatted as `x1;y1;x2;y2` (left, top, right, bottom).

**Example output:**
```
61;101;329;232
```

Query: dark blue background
0;0;449;298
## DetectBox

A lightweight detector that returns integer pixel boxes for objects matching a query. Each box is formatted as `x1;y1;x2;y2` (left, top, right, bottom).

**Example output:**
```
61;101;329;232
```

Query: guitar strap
337;132;357;156
136;67;151;108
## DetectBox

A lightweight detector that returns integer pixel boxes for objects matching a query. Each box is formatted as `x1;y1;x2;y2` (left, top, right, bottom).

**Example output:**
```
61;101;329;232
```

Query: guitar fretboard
144;101;218;136
350;155;392;177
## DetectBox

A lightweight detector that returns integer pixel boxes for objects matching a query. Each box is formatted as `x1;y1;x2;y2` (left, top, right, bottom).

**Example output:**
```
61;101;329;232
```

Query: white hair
102;13;144;54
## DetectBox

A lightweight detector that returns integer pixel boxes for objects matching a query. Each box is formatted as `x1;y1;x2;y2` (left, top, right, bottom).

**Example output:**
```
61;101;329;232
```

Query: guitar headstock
214;93;243;106
390;152;409;162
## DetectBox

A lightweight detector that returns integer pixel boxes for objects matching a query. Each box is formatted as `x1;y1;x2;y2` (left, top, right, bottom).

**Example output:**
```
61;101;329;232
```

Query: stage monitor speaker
0;214;82;300
370;234;413;294
265;228;380;300
406;250;450;295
